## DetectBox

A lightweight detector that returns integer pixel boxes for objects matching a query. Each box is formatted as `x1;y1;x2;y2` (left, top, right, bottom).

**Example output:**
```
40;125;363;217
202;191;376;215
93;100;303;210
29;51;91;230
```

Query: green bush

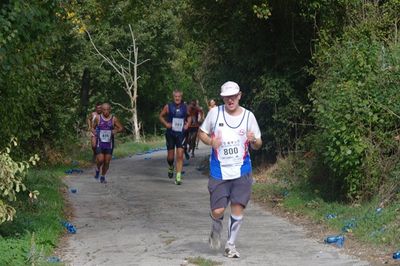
310;2;400;200
253;74;309;155
0;139;39;223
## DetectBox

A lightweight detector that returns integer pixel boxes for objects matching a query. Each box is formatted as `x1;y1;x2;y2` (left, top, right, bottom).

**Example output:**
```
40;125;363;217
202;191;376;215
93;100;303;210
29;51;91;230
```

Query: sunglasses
222;93;240;100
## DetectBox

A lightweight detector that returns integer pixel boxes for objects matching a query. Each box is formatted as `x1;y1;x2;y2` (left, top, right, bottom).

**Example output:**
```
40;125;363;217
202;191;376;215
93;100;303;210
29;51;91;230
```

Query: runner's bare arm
113;117;124;135
198;129;221;149
92;116;99;135
198;130;210;144
246;131;262;150
198;107;204;123
159;105;171;128
87;114;93;131
185;109;192;131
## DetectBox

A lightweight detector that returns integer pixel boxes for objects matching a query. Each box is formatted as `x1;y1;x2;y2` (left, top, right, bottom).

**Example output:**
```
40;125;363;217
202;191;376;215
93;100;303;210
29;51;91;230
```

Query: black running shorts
165;131;186;150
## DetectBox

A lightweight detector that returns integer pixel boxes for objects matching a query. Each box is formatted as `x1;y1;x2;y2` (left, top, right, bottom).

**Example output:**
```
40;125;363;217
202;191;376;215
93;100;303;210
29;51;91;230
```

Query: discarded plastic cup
47;256;61;263
324;235;345;248
65;168;83;174
342;225;352;232
325;236;338;243
61;221;77;234
326;214;337;219
342;219;356;232
393;251;400;260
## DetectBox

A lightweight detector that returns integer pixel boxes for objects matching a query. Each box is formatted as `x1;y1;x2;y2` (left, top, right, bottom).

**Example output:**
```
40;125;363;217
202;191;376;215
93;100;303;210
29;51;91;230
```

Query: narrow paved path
60;145;370;266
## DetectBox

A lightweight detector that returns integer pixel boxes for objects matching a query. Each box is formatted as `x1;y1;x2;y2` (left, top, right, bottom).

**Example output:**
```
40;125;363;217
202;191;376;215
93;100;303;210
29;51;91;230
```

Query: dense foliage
1;0;399;201
0;139;39;224
0;1;79;157
310;1;400;200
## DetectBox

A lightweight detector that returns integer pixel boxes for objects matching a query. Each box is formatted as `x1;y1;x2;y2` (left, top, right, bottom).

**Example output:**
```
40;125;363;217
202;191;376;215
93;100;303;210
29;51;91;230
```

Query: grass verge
0;136;165;265
0;168;65;265
185;256;222;266
252;156;400;265
113;135;165;159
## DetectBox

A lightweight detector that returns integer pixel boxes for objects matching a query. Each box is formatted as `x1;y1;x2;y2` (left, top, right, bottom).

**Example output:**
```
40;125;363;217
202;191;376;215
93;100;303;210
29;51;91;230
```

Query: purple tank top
97;115;114;149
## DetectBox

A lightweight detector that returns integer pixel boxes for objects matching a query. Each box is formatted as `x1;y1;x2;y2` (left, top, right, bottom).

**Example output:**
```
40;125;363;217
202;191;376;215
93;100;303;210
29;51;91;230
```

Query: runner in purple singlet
92;103;123;183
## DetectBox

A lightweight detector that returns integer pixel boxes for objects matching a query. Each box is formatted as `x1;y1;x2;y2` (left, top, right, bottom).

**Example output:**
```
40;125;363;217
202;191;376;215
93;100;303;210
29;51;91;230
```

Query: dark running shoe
100;176;107;183
94;170;100;180
168;166;174;179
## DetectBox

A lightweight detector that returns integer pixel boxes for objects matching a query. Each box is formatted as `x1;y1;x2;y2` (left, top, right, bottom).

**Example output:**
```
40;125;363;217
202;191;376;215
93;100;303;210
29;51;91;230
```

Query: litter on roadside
393;251;400;260
64;168;83;174
324;235;345;248
325;214;337;219
47;256;61;263
61;221;77;234
342;219;356;232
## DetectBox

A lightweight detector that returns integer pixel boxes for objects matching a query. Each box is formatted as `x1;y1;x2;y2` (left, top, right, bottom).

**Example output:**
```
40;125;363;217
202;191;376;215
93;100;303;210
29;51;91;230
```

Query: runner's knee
176;152;184;161
231;204;245;216
212;208;225;218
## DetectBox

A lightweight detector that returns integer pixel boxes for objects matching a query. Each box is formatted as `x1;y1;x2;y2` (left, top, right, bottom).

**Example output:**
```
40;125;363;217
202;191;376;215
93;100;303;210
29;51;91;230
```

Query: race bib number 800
218;140;242;166
223;147;239;155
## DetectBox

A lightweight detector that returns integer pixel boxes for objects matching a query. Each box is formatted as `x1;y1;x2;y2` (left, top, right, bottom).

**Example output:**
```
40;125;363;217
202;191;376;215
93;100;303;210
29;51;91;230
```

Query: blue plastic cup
393;251;400;260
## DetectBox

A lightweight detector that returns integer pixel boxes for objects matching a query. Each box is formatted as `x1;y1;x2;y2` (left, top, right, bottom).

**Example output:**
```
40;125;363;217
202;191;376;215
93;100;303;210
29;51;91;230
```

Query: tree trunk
80;67;90;125
86;25;149;141
131;42;140;142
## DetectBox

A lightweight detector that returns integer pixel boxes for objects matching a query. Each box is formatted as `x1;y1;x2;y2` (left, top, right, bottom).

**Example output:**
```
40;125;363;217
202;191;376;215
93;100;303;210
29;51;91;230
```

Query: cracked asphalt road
60;145;370;266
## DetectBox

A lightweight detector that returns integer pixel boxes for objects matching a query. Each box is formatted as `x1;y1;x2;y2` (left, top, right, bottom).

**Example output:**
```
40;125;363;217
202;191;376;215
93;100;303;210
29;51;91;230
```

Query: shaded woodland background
1;0;400;201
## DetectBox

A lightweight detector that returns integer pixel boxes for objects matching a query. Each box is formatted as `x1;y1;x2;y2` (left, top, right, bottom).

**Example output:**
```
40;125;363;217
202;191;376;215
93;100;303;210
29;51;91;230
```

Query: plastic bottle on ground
324;235;345;248
62;221;77;234
393;251;400;260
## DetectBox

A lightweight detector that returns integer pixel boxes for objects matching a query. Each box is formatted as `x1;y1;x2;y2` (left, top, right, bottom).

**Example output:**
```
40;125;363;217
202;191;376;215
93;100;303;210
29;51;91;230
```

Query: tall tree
87;25;149;141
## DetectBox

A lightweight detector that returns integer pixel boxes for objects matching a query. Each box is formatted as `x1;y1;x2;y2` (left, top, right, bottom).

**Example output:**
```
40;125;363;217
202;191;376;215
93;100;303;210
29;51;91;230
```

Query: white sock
227;214;243;246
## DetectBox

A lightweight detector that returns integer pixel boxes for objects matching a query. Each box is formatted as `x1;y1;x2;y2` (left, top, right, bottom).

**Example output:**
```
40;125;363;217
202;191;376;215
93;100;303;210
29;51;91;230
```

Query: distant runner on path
159;89;191;185
87;102;102;162
199;81;262;259
187;99;204;158
208;98;217;111
92;103;124;183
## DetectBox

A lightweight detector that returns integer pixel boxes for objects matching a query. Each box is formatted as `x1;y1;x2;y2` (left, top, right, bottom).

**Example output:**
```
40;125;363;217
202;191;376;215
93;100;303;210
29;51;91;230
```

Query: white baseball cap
220;81;240;96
